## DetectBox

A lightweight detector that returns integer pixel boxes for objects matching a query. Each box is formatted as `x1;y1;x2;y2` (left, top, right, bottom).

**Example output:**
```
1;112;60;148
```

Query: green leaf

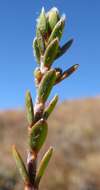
36;7;48;37
29;119;48;152
25;91;34;126
48;15;65;44
38;69;56;103
56;64;79;84
33;37;40;64
35;147;53;187
43;38;59;68
43;95;58;119
48;7;60;31
55;38;74;60
12;145;30;185
36;29;45;55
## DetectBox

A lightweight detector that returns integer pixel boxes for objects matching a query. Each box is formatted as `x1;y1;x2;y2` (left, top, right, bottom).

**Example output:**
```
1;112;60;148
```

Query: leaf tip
74;64;79;70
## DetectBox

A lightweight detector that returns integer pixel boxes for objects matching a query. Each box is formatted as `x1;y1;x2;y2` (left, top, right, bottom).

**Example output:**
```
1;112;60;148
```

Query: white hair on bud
36;18;39;24
36;7;45;24
61;14;66;20
51;7;59;14
46;7;59;18
41;6;45;13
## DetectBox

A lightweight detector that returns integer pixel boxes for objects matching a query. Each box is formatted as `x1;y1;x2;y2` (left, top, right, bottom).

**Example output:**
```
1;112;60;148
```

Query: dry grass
0;97;100;190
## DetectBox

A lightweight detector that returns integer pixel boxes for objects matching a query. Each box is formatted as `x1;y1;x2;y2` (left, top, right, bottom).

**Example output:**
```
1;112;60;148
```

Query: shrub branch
12;7;79;190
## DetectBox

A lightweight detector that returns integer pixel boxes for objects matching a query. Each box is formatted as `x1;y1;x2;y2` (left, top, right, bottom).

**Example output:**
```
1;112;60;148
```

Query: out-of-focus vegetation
0;97;100;190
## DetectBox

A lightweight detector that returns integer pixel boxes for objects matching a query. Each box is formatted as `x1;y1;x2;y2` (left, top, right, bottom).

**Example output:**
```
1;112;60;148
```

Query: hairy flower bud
48;15;66;43
47;7;60;31
36;7;48;38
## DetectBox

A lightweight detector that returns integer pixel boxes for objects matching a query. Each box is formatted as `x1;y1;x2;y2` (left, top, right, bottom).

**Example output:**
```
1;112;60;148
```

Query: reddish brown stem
27;151;37;185
34;101;44;122
24;184;38;190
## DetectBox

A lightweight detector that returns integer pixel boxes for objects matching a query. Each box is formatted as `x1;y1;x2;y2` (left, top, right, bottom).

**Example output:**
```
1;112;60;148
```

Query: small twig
12;7;79;190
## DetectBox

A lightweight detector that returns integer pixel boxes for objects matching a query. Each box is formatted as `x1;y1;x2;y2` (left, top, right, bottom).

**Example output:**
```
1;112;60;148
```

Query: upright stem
12;7;79;190
27;151;37;184
34;100;44;122
26;151;38;190
24;184;38;190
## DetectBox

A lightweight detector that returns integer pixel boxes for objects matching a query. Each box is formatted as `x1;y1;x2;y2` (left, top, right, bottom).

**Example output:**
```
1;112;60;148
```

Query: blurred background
0;0;100;190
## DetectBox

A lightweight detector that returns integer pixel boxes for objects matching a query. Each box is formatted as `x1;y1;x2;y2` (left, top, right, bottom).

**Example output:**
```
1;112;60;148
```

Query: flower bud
47;7;60;31
48;15;66;43
36;7;48;39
